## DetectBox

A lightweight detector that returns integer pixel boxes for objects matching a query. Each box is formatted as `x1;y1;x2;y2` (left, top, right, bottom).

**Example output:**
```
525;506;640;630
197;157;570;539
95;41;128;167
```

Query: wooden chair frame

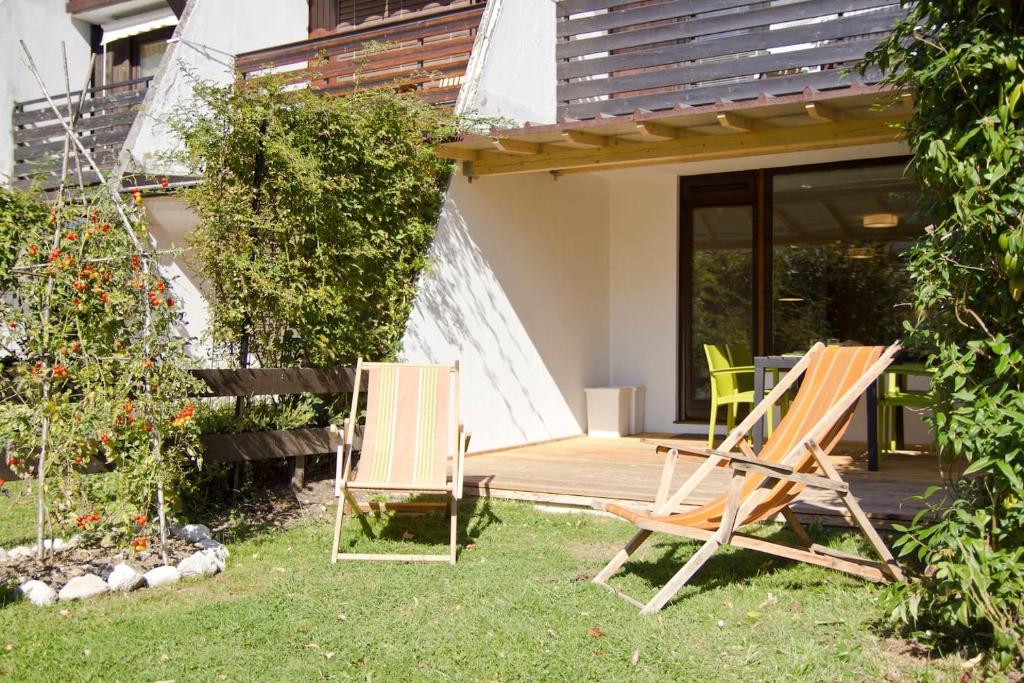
329;359;470;565
593;343;906;614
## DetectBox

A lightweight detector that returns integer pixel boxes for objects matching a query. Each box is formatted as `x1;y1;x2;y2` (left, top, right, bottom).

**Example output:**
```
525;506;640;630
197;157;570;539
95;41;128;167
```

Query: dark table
751;354;879;471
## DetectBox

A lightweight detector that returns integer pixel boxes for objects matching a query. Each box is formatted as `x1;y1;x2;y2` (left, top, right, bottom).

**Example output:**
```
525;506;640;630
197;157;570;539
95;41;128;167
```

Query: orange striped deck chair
329;360;468;564
593;343;906;614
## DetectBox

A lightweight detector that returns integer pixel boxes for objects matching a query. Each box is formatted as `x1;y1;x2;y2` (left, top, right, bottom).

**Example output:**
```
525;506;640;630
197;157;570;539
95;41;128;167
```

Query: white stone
0;548;8;562
144;565;180;588
107;563;144;592
20;580;56;606
42;538;65;551
58;574;109;602
8;546;34;559
178;551;219;578
66;535;84;548
178;524;211;543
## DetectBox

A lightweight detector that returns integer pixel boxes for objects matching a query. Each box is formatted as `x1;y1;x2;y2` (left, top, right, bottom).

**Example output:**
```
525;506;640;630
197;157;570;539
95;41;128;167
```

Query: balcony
11;76;151;191
556;0;909;120
235;2;486;107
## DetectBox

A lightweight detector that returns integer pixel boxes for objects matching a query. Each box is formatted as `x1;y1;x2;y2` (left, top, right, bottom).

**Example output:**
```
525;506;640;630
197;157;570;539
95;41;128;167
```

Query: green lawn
0;490;959;682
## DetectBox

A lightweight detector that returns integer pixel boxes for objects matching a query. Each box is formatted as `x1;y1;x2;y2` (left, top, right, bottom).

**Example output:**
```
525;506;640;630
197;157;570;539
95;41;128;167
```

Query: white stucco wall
0;0;93;184
404;173;610;452
125;0;308;174
457;0;557;125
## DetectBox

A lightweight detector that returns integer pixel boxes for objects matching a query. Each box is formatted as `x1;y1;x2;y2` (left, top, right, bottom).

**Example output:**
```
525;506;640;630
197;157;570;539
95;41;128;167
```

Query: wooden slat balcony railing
235;2;486;107
556;0;910;120
11;76;151;191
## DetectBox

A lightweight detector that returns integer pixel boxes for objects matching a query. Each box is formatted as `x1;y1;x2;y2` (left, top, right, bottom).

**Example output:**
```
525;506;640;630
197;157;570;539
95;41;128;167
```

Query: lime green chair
704;344;770;448
877;363;934;456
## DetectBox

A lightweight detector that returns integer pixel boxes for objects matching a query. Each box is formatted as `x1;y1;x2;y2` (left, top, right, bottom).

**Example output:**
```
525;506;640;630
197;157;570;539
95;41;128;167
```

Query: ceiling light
847;247;875;259
862;212;899;229
778;296;804;302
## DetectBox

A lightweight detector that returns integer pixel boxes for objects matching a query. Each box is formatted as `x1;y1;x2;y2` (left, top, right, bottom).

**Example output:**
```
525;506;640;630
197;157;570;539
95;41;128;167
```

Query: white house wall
0;0;93;184
125;0;308;174
404;172;611;453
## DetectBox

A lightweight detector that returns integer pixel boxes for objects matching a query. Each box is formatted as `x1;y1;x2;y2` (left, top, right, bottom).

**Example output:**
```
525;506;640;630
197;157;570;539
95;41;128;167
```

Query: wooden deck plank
462;434;940;528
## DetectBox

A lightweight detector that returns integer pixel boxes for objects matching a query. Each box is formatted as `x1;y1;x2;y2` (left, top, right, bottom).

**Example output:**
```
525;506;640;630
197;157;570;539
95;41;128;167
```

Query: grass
0;487;960;682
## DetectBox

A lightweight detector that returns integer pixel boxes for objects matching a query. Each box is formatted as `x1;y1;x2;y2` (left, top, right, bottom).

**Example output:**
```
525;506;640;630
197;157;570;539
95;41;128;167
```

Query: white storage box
585;386;645;437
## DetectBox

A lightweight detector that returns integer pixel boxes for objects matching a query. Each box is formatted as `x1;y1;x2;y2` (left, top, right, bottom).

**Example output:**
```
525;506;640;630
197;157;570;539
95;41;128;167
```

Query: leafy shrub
864;0;1024;664
167;75;461;368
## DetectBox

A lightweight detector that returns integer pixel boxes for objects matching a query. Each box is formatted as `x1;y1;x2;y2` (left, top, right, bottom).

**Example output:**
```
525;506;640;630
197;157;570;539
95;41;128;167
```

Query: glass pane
139;40;167;79
771;163;923;354
690;205;753;405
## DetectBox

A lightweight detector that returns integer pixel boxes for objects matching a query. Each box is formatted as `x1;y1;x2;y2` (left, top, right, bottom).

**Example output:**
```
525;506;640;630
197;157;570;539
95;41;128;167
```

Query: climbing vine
863;0;1024;665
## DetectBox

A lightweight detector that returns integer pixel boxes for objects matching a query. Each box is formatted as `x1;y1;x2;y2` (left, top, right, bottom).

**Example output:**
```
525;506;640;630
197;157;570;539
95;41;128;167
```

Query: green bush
864;0;1024;664
167;76;461;368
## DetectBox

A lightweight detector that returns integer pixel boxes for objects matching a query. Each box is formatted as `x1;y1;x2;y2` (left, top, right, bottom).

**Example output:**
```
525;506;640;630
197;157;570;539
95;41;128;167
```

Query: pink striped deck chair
329;360;469;564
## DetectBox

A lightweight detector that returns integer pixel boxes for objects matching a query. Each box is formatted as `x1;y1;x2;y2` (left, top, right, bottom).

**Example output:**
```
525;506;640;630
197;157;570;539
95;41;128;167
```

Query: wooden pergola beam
560;129;610;148
635;121;688;140
461;115;906;177
716;111;755;132
491;137;541;155
804;102;843;123
436;147;479;162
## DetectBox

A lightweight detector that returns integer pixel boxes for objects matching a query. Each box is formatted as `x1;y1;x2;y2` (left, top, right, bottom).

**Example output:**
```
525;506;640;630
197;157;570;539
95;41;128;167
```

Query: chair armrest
709;366;755;376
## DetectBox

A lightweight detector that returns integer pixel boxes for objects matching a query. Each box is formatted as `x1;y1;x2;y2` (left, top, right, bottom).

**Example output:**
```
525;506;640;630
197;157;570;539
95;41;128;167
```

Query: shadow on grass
334;492;502;560
612;525;864;604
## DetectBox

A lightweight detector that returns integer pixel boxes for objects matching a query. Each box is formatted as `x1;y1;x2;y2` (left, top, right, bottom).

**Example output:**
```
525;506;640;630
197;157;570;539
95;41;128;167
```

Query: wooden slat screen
11;76;151;191
238;2;486;107
556;0;909;120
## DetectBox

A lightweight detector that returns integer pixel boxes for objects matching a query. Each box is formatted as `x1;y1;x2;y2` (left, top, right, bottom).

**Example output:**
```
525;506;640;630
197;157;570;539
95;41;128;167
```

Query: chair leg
640;469;745;614
641;535;722;615
707;398;718;448
331;494;346;563
726;403;736;435
448;494;458;565
593;529;653;585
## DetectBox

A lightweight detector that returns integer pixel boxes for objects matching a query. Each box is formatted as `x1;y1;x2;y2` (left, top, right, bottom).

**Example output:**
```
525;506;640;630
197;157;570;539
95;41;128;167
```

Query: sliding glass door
678;160;923;422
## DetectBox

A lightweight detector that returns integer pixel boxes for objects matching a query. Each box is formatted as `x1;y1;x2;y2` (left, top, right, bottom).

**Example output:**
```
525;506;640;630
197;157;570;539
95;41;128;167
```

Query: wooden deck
462;434;942;528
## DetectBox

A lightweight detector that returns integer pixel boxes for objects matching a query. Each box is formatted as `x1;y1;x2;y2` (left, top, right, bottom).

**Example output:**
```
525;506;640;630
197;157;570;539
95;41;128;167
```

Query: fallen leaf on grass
305;642;319;650
466;542;478;550
745;611;763;619
630;649;640;667
58;609;70;618
83;649;91;657
722;600;733;609
587;627;604;639
961;652;984;669
592;649;604;656
402;531;415;540
218;676;227;681
272;567;286;573
160;654;170;662
324;652;335;660
758;593;778;609
4;644;13;651
337;613;347;621
546;629;558;639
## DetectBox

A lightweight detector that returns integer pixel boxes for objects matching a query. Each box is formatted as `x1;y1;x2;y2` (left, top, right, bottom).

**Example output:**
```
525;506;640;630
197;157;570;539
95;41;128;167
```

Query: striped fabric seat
331;360;467;565
354;364;451;489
